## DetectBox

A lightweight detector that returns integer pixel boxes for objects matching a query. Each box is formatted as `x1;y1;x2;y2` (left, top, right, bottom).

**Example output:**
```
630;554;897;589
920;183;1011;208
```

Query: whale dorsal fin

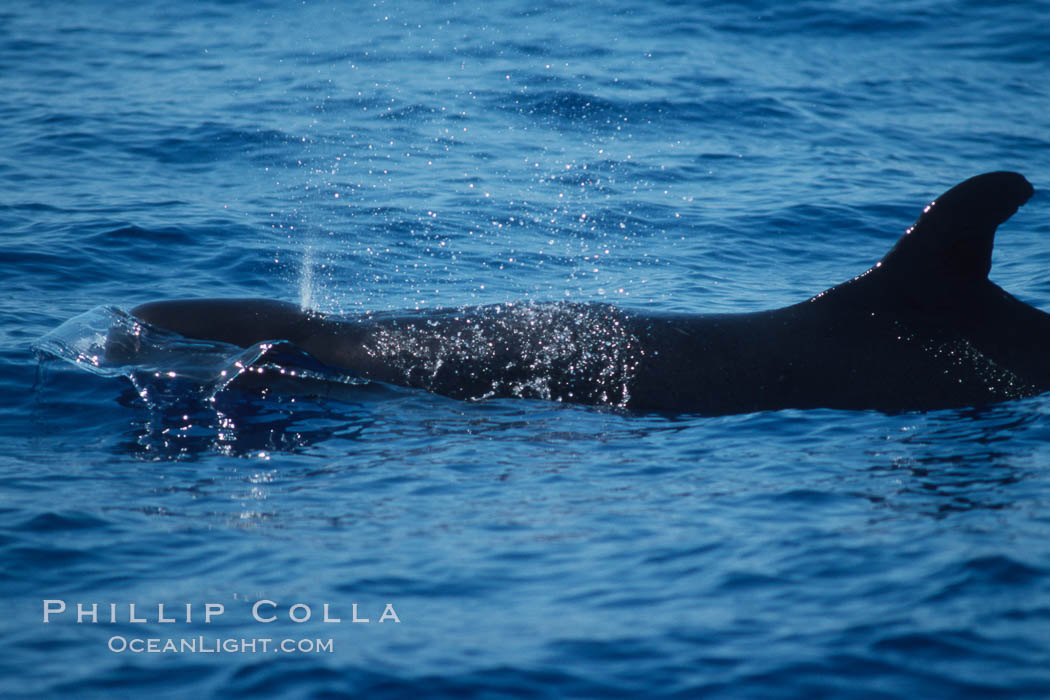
877;172;1034;300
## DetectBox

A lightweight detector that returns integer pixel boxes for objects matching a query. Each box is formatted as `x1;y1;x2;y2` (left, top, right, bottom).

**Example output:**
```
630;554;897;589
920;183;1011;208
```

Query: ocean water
5;0;1050;696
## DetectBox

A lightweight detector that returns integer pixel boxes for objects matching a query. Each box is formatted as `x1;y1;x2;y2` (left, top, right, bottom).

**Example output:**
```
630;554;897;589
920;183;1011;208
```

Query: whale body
129;172;1048;415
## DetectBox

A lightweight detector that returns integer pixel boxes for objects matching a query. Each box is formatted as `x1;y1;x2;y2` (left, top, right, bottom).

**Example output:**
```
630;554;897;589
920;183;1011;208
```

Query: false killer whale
128;171;1047;415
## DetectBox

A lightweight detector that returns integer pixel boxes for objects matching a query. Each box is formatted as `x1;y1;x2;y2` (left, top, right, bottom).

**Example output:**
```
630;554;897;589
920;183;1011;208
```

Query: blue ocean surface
4;0;1050;696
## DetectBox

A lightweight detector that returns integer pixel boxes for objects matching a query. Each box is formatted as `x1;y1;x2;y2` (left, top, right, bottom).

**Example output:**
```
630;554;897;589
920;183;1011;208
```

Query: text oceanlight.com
107;636;334;654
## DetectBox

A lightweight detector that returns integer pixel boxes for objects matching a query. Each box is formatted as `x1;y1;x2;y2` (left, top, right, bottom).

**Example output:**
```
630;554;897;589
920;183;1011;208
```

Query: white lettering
77;603;98;624
204;603;224;623
352;603;369;623
158;604;175;623
252;600;277;623
42;600;66;623
323;603;340;623
379;604;400;623
289;603;311;623
128;603;145;623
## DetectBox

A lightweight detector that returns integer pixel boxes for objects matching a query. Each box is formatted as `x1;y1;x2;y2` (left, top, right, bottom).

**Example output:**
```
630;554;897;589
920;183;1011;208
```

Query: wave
32;306;365;410
496;89;800;133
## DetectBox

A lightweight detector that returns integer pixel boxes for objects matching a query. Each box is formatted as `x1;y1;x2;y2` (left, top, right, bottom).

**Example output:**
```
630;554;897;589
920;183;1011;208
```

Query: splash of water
361;301;642;407
299;244;314;310
32;306;364;409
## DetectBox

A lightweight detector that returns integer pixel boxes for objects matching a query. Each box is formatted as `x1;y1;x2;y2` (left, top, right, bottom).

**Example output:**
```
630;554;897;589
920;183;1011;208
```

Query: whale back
121;172;1050;414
